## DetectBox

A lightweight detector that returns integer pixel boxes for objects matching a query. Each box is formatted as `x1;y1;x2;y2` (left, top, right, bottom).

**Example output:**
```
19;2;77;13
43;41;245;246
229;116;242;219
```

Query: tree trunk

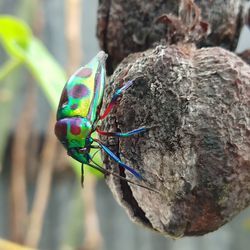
100;43;250;238
97;0;250;237
97;0;247;74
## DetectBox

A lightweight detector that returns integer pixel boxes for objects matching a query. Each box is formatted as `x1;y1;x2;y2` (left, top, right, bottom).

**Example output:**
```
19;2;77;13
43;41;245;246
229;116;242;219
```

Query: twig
65;0;82;74
10;82;36;243
25;114;57;247
82;174;103;250
0;238;36;250
26;131;39;181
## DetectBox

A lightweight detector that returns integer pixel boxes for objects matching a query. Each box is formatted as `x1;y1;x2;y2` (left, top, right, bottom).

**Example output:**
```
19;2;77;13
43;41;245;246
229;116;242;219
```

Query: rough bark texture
97;0;246;74
238;49;250;65
100;44;250;237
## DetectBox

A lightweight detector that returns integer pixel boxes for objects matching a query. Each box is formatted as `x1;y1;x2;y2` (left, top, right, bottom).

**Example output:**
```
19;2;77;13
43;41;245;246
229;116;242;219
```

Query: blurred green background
0;0;250;250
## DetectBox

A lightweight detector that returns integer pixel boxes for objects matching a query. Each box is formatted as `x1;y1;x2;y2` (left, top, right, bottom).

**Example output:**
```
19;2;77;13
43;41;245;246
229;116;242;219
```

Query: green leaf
0;15;66;108
0;59;21;83
0;15;31;61
22;37;66;109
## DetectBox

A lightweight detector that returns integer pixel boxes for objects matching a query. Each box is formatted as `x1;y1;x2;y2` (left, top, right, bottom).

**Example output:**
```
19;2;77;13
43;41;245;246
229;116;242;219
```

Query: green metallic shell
56;51;107;124
54;117;92;149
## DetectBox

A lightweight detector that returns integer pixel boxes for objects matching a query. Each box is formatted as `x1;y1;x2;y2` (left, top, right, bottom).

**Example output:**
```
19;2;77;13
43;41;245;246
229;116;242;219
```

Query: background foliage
0;0;250;250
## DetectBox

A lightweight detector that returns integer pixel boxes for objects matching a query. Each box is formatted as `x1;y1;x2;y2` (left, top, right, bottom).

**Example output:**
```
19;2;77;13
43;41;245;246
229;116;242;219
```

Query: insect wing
56;51;107;121
86;51;107;123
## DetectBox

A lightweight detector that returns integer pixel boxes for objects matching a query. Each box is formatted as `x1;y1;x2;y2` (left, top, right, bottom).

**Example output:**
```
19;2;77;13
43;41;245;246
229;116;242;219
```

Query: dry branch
65;0;82;75
25;114;57;247
97;0;246;73
82;175;103;250
98;0;250;238
101;43;250;238
10;83;36;243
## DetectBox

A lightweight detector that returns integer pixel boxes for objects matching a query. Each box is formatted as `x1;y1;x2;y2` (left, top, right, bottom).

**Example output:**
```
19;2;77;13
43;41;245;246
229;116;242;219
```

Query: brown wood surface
97;0;246;74
101;43;250;237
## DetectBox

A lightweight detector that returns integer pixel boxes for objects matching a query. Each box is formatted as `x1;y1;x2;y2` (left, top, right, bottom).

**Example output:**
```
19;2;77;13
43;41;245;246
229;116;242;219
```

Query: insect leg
96;126;147;137
93;138;143;180
81;163;84;188
99;80;134;120
87;158;161;194
88;145;100;149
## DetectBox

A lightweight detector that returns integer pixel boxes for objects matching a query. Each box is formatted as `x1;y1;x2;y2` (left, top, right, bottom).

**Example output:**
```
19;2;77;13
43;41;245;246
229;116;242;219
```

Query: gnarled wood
101;44;250;237
97;0;246;73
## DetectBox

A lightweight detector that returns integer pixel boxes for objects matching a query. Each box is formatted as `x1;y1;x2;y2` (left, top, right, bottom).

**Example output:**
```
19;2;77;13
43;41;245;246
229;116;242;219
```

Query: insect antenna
81;163;84;188
88;156;162;194
90;148;101;159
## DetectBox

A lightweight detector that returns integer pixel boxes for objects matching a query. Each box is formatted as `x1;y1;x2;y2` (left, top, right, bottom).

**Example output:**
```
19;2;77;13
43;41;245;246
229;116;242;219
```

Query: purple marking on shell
69;84;89;99
54;120;67;140
70;104;78;110
76;68;92;77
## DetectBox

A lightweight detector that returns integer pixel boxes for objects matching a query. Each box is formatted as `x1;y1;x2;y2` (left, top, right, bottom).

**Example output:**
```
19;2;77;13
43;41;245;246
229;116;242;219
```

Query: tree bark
97;0;246;74
100;44;250;237
98;0;250;238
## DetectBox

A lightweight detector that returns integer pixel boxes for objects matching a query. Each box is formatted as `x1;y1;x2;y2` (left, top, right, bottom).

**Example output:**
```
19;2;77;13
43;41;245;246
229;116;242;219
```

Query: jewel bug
54;51;158;192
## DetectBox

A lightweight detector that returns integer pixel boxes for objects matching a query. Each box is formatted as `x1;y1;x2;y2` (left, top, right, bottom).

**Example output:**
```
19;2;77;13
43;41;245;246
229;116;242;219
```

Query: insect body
55;51;156;192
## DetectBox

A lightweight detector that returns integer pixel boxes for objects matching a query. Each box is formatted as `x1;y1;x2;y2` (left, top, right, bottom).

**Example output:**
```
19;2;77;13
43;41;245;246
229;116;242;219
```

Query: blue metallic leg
96;126;147;137
81;163;84;188
93;139;143;180
86;159;160;193
88;154;160;193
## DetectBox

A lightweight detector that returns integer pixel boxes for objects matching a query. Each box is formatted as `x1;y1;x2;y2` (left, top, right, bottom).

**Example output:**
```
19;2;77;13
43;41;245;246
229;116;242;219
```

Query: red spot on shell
71;125;81;135
69;84;89;98
70;119;82;135
76;68;92;77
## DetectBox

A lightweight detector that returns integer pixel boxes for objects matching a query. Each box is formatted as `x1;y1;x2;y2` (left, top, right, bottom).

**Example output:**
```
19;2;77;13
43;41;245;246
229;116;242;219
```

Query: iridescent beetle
55;51;157;192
